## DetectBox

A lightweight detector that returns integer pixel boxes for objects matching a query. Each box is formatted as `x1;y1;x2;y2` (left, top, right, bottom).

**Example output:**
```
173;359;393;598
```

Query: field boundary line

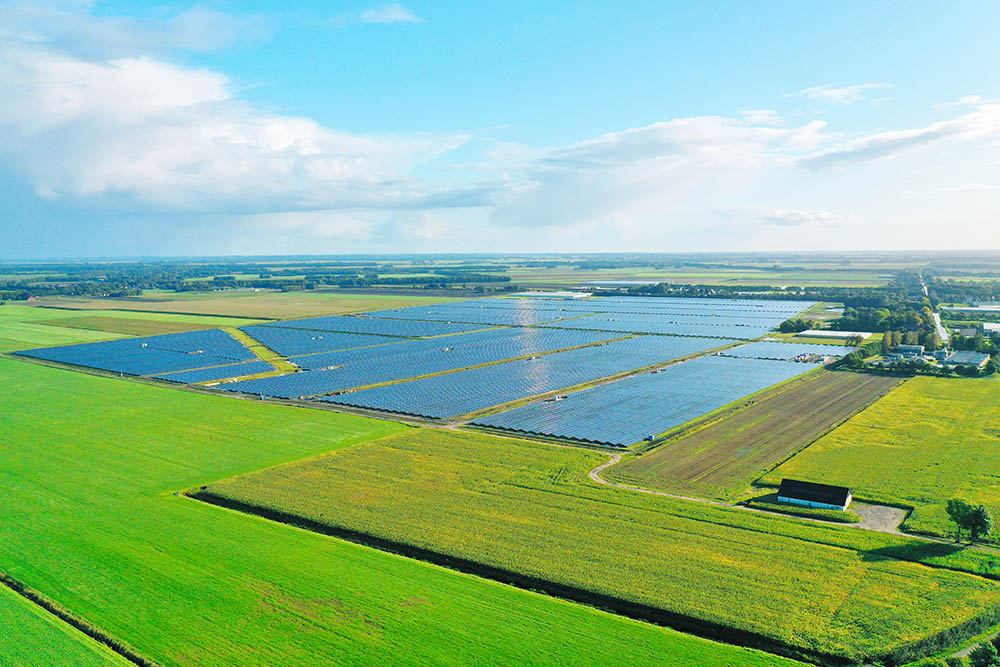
0;572;162;667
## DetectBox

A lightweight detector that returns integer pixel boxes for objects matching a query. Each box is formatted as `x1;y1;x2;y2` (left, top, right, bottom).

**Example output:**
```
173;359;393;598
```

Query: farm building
797;329;872;341
512;291;591;299
777;478;852;511
896;344;925;358
944;350;991;369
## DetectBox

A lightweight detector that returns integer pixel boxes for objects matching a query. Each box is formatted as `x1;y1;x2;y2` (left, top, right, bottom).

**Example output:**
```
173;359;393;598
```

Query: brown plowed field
608;371;903;500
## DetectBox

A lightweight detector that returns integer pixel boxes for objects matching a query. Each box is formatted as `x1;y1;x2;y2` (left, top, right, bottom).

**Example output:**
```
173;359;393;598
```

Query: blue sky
2;1;999;257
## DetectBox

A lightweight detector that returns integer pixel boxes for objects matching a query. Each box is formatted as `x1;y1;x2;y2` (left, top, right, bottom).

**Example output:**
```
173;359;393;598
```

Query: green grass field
764;375;1000;541
205;428;1000;664
608;372;904;500
35;290;459;319
0;584;130;666
0;358;800;667
0;305;259;351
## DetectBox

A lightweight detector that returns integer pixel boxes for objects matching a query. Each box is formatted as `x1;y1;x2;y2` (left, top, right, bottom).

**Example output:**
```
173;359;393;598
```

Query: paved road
933;311;951;344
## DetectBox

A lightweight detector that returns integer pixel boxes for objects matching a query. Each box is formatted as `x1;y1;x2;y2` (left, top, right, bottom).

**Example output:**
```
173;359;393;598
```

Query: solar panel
473;355;819;446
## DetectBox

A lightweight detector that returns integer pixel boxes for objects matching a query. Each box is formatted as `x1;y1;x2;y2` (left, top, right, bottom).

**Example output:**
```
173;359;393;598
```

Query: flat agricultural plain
35;290;458;319
0;584;130;667
608;371;904;500
204;427;1000;665
765;374;1000;541
0;358;799;667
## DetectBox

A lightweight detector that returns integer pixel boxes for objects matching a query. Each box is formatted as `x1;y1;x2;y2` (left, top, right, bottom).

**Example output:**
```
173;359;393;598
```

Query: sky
1;1;999;258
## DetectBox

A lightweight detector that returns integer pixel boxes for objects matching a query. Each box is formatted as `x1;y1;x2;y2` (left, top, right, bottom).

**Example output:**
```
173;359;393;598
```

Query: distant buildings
777;479;852;511
797;329;872;340
896;344;925;359
944;350;991;369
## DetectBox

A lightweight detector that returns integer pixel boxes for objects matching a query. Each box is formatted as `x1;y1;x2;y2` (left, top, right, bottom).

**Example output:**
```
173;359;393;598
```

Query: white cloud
934;95;988;109
0;2;265;59
758;208;841;227
0;44;476;212
739;109;784;125
795;82;890;105
360;3;423;24
801;104;1000;169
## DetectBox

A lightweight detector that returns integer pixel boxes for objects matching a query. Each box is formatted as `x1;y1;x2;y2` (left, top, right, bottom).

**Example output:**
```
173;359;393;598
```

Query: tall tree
946;499;974;542
969;505;994;542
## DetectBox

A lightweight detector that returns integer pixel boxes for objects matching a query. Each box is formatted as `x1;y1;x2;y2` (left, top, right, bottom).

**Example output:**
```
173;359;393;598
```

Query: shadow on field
861;541;965;563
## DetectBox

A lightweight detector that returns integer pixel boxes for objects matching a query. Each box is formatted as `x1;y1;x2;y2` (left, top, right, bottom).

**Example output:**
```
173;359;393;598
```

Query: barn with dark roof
777;479;852;511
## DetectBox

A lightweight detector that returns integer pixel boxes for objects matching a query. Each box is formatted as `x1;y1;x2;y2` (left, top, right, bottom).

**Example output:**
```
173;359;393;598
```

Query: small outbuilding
945;350;991;369
777;478;852;511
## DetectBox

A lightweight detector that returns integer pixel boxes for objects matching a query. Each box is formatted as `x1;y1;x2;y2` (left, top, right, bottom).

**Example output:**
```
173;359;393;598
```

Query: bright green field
0;358;799;667
765;375;1000;541
0;584;129;666
0;305;259;351
206;428;1000;664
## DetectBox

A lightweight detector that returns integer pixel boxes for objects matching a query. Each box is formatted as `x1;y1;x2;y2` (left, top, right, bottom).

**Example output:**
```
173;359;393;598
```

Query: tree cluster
946;499;993;543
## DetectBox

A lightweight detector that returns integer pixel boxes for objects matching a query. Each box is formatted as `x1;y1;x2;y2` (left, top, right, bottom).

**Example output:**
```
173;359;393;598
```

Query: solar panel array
219;327;620;398
473;355;819;446
364;296;814;339
256;315;483;338
322;334;736;418
240;325;399;357
540;313;774;339
364;304;575;326
154;361;276;384
16;330;255;376
722;341;856;360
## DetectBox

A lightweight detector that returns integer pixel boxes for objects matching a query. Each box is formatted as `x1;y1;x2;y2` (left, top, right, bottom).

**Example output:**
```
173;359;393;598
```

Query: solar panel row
473;355;819;446
153;360;276;384
322;334;736;418
15;330;255;376
722;341;856;360
240;325;400;357
257;315;483;338
219;327;620;398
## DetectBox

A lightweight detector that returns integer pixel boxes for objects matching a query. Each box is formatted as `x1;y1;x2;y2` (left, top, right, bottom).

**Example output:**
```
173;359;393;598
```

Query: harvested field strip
204;428;1000;665
37;316;213;336
608;372;904;500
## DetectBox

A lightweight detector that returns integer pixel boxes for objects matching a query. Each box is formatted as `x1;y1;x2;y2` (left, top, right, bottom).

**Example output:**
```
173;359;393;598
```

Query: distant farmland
765;375;1000;541
204;428;1000;665
608;371;904;500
